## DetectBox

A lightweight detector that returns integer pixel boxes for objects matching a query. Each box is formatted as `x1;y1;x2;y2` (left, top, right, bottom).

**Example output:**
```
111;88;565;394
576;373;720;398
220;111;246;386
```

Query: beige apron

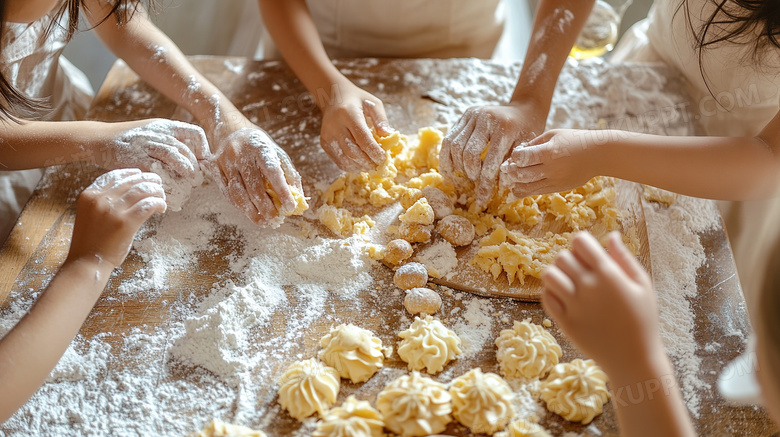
612;0;780;316
0;12;94;241
262;0;506;59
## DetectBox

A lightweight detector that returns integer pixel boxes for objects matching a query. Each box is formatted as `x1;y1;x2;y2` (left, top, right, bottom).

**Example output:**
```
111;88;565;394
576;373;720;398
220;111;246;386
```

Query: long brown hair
0;0;147;121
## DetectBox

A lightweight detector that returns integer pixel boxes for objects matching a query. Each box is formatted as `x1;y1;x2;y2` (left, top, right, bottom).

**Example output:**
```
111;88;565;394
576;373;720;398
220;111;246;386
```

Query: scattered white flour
526;53;548;85
415;240;458;279
224;59;244;75
451;298;493;357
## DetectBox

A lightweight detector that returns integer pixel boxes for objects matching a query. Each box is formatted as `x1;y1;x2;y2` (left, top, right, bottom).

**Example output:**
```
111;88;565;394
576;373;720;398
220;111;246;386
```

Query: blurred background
64;0;654;92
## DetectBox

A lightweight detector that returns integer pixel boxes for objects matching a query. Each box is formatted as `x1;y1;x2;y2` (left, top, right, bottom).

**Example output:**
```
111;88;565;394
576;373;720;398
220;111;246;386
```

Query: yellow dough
495;419;552;437
399;198;435;226
449;368;515;434
313;395;384;437
187;419;267;437
318;324;388;384
376;371;453;437
383;239;414;265
495;319;562;379
403;287;442;315
397;315;462;374
393;262;429;290
277;358;340;421
540;359;610;424
317;204;375;237
265;182;309;216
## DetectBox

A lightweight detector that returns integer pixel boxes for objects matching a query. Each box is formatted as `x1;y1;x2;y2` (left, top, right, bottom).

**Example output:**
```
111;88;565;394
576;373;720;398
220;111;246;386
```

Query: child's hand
440;103;545;210
67;169;167;268
541;232;664;377
499;128;600;199
199;127;303;225
319;85;394;173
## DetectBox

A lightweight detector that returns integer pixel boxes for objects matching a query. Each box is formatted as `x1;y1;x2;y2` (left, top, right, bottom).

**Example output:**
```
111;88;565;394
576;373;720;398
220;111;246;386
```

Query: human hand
199;127;303;225
67;168;167;268
440;103;545;210
319;84;394;172
541;232;663;377
499;128;601;199
98;119;206;210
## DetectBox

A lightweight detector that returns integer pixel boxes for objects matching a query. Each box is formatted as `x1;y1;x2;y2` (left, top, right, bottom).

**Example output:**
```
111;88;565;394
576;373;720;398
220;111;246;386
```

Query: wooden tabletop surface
0;57;776;436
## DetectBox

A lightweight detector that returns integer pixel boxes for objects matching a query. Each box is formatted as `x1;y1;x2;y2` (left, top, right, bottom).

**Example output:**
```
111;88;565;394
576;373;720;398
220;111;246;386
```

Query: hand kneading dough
277;358;340;420
449;368;515;434
376;371;453;437
495;419;552;437
398;315;462;374
313;395;384;437
540;359;610;424
188;419;267;437
495;319;562;379
318;324;388;383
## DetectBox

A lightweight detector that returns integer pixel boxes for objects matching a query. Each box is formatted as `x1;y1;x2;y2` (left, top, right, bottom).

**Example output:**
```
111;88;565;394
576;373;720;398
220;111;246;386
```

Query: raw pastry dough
318;324;388;384
399;198;435;226
421;186;454;219
188;419;267;437
277;358;340;420
495;419;551;437
436;214;475;246
394;262;428;290
318;204;375;237
403;287;442;315
384;239;413;265
266;182;310;216
376;371;453;437
397;222;433;243
449;368;515;434
495;319;562;379
540;359;610;424
397;315;462;374
313;395;384;437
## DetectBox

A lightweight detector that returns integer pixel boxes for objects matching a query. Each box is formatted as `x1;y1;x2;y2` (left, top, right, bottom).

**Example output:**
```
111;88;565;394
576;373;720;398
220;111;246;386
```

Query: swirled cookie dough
449;368;515;434
188;419;267;437
495;319;562;379
495;419;552;437
277;358;340;420
318;324;389;383
376;371;453;437
541;359;610;424
313;395;384;437
397;315;462;374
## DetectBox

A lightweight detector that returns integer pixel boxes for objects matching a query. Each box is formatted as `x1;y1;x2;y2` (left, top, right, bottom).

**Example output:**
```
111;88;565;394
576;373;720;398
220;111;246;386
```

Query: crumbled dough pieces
383;239;414;265
394;262;429;289
404;287;442;315
541;359;610;424
642;184;677;206
397;223;433;244
398;315;462;374
265;182;310;216
277;358;340;421
318;324;389;384
449;368;515;434
495;419;552;437
188;419;267;437
376;371;453;437
400;188;423;209
399;198;435;226
436;214;475;246
318;204;375;237
495;319;562;379
313;395;384;437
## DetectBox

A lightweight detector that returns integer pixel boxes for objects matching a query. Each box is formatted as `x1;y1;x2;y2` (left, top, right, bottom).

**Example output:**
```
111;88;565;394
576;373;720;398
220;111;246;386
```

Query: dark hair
0;0;147;121
679;0;780;98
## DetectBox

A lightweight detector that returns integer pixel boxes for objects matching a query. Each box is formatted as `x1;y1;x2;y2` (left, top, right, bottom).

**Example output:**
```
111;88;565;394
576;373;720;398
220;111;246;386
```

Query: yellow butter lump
399;198;435;226
317;204;374;237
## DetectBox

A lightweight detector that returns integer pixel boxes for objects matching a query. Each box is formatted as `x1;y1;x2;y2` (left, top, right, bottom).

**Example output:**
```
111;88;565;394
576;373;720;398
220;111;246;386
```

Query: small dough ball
421;186;454;220
188;419;267;437
399;223;433;243
436;215;475;246
400;188;423;209
394;262;429;289
404;287;442;315
399;198;435;226
384;239;413;265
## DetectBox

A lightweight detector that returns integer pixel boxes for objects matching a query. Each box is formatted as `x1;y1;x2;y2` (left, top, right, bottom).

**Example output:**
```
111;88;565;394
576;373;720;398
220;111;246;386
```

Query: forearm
511;0;595;113
0;258;114;422
0;120;107;170
258;0;349;109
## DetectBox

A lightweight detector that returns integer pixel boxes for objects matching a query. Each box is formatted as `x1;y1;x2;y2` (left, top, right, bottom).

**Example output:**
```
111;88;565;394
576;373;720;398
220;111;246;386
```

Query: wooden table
0;57;776;436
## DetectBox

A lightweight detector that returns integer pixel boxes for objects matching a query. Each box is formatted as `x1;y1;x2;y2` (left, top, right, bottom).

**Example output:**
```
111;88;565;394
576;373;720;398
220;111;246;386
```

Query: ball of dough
404;287;442;315
277;359;340;421
384;239;413;265
449;368;515;434
398;223;433;243
540;359;610;424
436;215;475;246
188;419;267;437
318;324;387;383
495;419;552;437
394;262;428;289
376;371;453;437
313;395;384;437
495;319;562;379
399;198;435;226
398;315;462;374
421;186;454;219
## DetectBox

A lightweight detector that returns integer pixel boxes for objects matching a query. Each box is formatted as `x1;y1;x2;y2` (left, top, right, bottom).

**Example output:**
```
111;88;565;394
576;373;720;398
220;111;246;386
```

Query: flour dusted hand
100;119;205;211
199;127;303;226
440;104;545;209
68;168;167;267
